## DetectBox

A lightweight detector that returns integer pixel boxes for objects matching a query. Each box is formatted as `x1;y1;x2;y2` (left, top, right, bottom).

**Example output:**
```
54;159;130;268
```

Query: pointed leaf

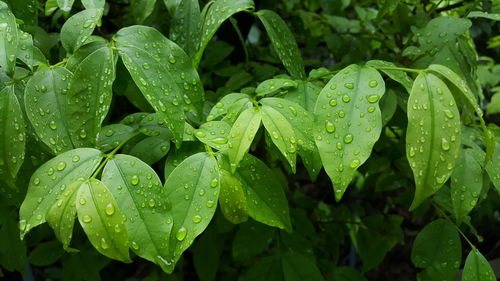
207;93;252;122
194;120;231;150
131;0;157;23
219;169;248;224
97;124;136;152
406;73;461;210
282;252;325;281
227;107;261;172
170;0;200;57
65;40;107;71
61;8;103;53
366;60;413;93
129;136;170;165
462;249;496;281
0;2;18;76
314;65;385;200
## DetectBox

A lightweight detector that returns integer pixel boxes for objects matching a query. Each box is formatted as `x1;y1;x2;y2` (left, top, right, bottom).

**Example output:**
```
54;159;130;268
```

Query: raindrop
441;138;450;151
192;215;202;223
343;134;354;144
100;238;109;249
366;95;380;103
131;175;140;185
82;215;92;223
344;83;354;89
369;80;378;88
105;203;115;215
56;162;66;171
176;227;187;241
325;121;335;133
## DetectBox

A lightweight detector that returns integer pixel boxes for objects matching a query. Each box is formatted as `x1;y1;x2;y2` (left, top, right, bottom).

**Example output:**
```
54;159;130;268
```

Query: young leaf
406;73;461;210
207;93;252;122
227;106;261;172
314;64;385;200
282;252;326;281
194;0;255;67
411;219;461;281
257;10;306;79
19;148;103;238
129;136;170;165
60;8;103;53
462;248;496;281
131;0;156;23
101;154;172;271
24;67;74;154
67;46;115;148
451;148;483;223
170;0;200;57
219;169;248;224
97;124;136;152
194;121;231;150
261;105;297;172
0;85;26;185
0;2;18;76
76;178;130;262
256;79;298;97
164;152;220;271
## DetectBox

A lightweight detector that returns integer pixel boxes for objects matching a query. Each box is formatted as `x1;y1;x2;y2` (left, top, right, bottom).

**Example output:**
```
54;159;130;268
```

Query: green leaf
406;73;461;210
19;148;103;238
366;60;413;93
467;11;500;21
101;154;172;271
67;46;115;148
411;219;461;281
232;220;273;260
81;0;105;9
24;67;74;154
193;228;220;281
65;40;107;71
61;8;103;54
257;10;305;79
138;113;173;139
46;180;83;249
0;218;26;272
227;107;261;172
314;64;385;200
462;248;496;281
45;0;58;16
284;81;321;113
57;0;75;12
76;178;131;262
164;152;220;271
0;2;18;76
261;105;297;172
164;142;204;179
194;120;231;150
170;0;200;57
194;0;255;67
245;255;284;281
219;169;248;224
485;140;500;193
129;136;170;165
3;0;38;25
256;79;298;97
28;240;64;266
97;124;136;152
131;0;157;23
282;252;325;281
207;93;252;122
17;31;47;70
450;148;483;223
380;89;398;126
0;85;25;184
332;267;368;281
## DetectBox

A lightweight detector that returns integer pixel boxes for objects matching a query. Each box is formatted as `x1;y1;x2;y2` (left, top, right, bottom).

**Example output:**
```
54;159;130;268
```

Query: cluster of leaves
0;0;499;280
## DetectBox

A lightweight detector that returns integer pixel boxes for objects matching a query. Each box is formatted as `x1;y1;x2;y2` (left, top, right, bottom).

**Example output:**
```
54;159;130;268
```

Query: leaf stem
50;59;68;68
372;66;424;74
432;202;475;248
91;131;140;178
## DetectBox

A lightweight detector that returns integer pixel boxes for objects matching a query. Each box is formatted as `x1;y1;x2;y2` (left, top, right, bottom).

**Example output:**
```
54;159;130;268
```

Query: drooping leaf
281;252;325;281
227;107;261;172
131;0;157;23
129;136;170;165
232;220;274;260
170;0;200;57
462;248;496;281
164;152;220;272
194;120;231;150
411;219;461;281
219;169;248;224
0;85;25;185
19;148;103;238
257;10;305;79
406;73;461;210
314;64;385;200
97;124;136;152
60;8;103;54
101;154;172;271
0;2;18;76
76;178;130;262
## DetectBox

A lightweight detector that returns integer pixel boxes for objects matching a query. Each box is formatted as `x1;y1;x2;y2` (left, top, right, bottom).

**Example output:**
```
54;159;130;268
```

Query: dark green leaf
232;220;273;260
61;8;103;53
0;2;18;76
3;0;38;25
28;240;64;266
207;93;252;122
245;255;284;281
170;0;200;57
129;136;170;165
281;252;325;281
16;31;47;70
332;267;369;281
131;0;157;23
462;248;496;281
97;124;136;152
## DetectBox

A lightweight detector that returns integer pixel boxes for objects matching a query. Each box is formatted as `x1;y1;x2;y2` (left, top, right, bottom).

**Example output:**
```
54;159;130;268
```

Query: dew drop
343;134;354;144
56;161;66;171
325;120;335;133
369;80;378;88
192;215;202;223
105;203;115;216
176;227;187;241
131;175;140;185
82;215;92;223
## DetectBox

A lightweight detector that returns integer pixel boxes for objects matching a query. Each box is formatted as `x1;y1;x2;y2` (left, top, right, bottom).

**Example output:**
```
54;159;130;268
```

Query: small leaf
57;0;75;12
227;107;261;172
255;79;298;97
76;178;130;262
366;60;413;93
462;248;496;281
257;10;305;79
219;169;248;224
281;252;325;281
207;93;252;122
0;2;18;76
406;73;461;210
170;0;200;57
131;0;157;23
194;120;231;150
97;124;136;152
485;139;500;193
61;8;103;53
19;148;103;238
16;31;47;70
129;136;170;165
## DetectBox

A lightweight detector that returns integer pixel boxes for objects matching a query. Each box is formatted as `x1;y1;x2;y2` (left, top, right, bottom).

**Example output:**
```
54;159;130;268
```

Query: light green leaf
194;0;255;67
207;93;252;122
57;0;74;12
97;124;136;152
194;121;231;150
0;85;25;185
219;169;248;224
487;91;500;115
164;152;220;272
61;8;103;53
102;154;172;271
131;0;157;23
406;73;461;210
467;11;500;21
227;106;261;172
451;148;483;222
314;64;385;200
170;0;200;57
257;10;305;79
67;46;115;148
282;252;325;281
76;178;130;262
45;0;58;16
24;67;74;154
366;60;413;93
19;148;103;238
46;180;83;249
0;2;18;76
462;248;496;281
261;105;297;172
16;31;47;70
256;79;298;97
485;140;500;193
129;136;170;165
81;0;105;9
3;0;38;25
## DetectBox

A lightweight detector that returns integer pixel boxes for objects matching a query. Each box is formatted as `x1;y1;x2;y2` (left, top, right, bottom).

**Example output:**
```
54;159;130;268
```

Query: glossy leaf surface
227;107;261;172
0;2;18;76
219;169;248;224
61;8;103;53
194;120;231;150
451;148;482;222
462;249;496;281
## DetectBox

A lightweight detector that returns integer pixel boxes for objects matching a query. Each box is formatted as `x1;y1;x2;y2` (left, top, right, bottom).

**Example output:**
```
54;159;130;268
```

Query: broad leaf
138;113;173;138
61;8;103;53
219;169;248;224
129;136;170;165
0;2;18;76
164;152;220;271
19;148;103;238
227;107;261;172
76;178;130;262
194;120;231;150
97;124;136;152
332;267;369;281
314;64;385;200
462;249;496;281
102;154;172;271
406;73;461;210
257;10;305;79
170;0;200;57
282;252;325;281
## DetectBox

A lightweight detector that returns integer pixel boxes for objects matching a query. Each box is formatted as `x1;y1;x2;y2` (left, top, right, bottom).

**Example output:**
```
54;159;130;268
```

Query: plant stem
432;202;475;248
373;66;423;74
91;132;140;178
50;59;68;68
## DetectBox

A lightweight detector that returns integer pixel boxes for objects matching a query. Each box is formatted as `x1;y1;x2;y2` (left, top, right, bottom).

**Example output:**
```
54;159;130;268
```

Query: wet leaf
2;0;38;25
164;142;204;179
219;169;248;224
57;0;75;12
366;60;413;93
207;93;252;122
462;248;496;281
255;78;298;97
485;139;500;193
81;0;105;9
97;124;136;152
129;136;170;165
16;30;47;70
0;2;18;76
131;0;156;23
194;120;231;150
61;8;103;53
65;40;107;71
284;81;321;112
138;113;174;139
227;107;261;172
170;0;200;57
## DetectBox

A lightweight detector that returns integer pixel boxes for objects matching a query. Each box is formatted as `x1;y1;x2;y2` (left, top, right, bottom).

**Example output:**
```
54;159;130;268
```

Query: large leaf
101;154;172;271
257;10;305;79
227;107;261;172
170;0;200;57
406;73;461;210
164;152;220;272
314;64;385;200
76;178;130;262
0;2;18;76
19;148;103;238
462;249;496;281
60;8;103;53
0;85;25;185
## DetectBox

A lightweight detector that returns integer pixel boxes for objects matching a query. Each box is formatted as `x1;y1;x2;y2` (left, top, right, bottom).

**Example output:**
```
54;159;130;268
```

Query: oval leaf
462;249;496;281
194;120;231;151
61;8;103;53
227;106;261;172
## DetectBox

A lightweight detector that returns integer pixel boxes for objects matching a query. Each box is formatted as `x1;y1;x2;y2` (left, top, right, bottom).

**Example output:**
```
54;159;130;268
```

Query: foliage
0;0;499;280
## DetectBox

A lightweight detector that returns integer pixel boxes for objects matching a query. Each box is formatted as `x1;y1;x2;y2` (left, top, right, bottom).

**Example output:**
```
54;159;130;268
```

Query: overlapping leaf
194;121;231;150
219;169;248;224
170;0;200;57
61;8;103;53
